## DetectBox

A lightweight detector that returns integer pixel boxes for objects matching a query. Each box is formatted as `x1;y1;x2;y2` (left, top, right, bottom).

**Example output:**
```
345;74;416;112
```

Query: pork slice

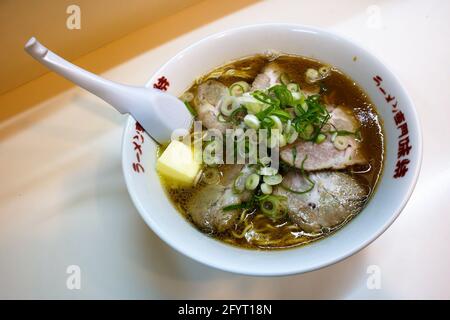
280;107;367;171
194;80;231;133
187;165;254;232
273;170;367;233
251;62;283;91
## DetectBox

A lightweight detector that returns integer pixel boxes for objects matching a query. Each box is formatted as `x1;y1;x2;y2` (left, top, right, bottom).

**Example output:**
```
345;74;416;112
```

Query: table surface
1;0;449;299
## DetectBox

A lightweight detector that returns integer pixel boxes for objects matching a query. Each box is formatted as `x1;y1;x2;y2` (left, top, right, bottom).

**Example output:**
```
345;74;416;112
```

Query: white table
1;0;449;299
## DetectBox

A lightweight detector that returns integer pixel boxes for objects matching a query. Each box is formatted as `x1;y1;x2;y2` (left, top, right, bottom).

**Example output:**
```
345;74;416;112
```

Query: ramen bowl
121;24;422;276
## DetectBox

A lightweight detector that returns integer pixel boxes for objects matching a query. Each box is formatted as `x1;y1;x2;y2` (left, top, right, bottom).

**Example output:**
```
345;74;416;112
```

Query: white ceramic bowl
121;24;422;276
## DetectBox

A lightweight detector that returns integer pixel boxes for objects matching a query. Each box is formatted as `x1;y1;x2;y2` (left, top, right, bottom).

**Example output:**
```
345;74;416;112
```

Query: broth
159;54;384;250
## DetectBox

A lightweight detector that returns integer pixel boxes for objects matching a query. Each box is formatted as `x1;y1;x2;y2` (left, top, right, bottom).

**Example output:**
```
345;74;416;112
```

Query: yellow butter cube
156;140;200;185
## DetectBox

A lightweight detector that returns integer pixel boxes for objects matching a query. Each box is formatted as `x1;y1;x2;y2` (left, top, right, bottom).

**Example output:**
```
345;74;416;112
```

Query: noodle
231;223;253;239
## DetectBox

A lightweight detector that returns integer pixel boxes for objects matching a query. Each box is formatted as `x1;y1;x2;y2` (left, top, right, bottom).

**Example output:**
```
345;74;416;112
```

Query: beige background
0;0;257;122
0;0;203;95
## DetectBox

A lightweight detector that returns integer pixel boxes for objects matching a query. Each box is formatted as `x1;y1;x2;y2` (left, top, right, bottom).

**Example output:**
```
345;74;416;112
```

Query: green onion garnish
222;203;248;211
245;173;260;190
259;195;286;220
280;73;291;85
281;155;315;194
315;133;327;144
292;94;330;143
184;101;197;116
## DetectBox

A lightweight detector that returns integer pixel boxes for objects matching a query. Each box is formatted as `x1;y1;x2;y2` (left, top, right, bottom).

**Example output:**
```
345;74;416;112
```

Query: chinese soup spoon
24;37;192;144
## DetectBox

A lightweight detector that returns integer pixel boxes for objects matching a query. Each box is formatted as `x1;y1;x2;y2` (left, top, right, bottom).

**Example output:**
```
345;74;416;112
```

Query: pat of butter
156;140;200;185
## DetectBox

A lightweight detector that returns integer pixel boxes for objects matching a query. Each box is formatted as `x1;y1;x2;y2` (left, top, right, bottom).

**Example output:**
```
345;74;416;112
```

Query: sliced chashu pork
194;80;231;133
251;61;316;93
280;107;367;171
274;170;367;233
186;165;254;232
251;62;283;90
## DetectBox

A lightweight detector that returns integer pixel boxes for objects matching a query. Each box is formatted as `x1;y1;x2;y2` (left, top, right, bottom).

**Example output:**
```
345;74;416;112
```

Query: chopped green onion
299;123;314;140
330;129;360;137
258;166;278;176
281;155;315;194
315;133;327;144
238;95;264;114
217;114;228;123
260;116;273;129
259;195;284;220
331;131;338;142
263;174;283;186
268;130;287;147
243;114;260;129
279;133;287;147
230;84;244;96
269;115;283;131
202;167;221;185
284;119;292;131
268;133;280;148
287;83;299;92
228;106;246;123
325;127;362;142
300;101;309;112
184;101;197;116
291;91;302;100
245;173;260;190
333;136;349;150
233;173;245;194
319;65;331;78
219;96;239;116
259;157;271;166
229;81;250;96
280;73;291;85
294;101;308;116
292;94;331;142
286;130;298;144
260;183;273;195
270;109;291;121
252;90;279;107
181;92;194;102
256;105;275;121
268;85;293;106
281;180;315;195
222;203;247;211
354;129;362;141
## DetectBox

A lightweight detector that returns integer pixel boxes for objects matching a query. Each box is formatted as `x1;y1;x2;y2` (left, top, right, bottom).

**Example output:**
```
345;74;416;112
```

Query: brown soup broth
159;54;384;250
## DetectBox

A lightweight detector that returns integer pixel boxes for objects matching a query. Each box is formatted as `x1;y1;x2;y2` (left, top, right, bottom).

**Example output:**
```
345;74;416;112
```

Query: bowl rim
121;23;423;276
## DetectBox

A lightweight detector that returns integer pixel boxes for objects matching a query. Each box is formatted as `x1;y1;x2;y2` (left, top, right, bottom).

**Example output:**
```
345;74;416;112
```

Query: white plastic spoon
24;37;193;144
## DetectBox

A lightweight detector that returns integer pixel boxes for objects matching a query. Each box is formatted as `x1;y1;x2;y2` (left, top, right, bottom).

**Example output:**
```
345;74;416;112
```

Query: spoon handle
24;37;131;114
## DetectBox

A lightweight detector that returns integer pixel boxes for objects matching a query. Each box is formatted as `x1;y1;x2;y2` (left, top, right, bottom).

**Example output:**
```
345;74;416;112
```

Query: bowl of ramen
122;24;421;275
